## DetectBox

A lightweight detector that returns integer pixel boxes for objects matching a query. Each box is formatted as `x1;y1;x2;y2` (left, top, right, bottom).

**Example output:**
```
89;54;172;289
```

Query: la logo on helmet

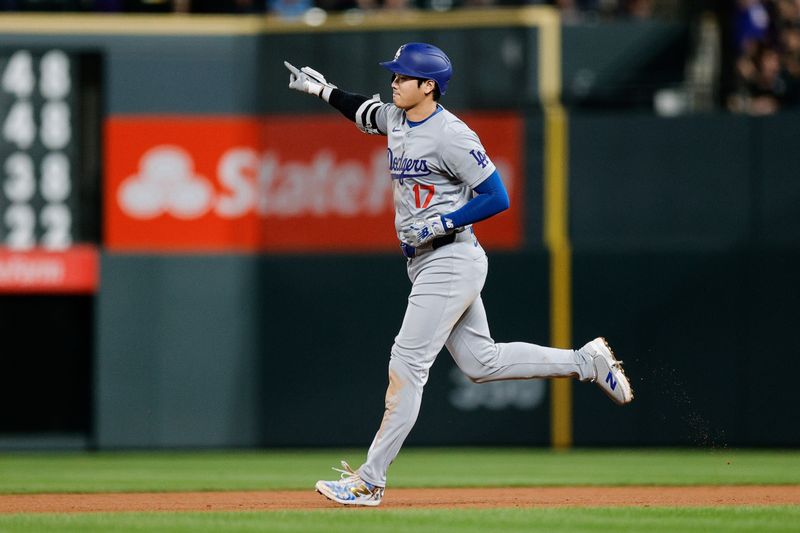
393;46;404;60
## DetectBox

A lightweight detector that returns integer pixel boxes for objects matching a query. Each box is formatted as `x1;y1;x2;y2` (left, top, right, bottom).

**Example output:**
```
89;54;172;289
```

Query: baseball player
284;42;633;507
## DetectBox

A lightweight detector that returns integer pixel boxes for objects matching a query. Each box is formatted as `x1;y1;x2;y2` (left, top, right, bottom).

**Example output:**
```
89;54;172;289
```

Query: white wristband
319;86;334;102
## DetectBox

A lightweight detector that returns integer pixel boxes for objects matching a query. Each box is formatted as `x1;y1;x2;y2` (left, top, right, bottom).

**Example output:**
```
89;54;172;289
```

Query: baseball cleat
315;461;384;507
582;337;634;405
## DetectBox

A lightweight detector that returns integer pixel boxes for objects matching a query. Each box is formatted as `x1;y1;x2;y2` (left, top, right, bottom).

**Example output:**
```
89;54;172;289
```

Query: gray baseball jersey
363;103;496;240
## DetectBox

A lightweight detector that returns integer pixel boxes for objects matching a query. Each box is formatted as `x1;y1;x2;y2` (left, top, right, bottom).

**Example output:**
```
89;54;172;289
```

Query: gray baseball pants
357;233;595;487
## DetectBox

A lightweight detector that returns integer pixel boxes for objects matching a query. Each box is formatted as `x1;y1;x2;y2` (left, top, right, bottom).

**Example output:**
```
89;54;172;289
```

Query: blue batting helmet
380;43;453;95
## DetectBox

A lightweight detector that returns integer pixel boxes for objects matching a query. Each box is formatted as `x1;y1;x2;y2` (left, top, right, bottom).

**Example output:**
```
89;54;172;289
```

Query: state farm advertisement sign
105;113;523;252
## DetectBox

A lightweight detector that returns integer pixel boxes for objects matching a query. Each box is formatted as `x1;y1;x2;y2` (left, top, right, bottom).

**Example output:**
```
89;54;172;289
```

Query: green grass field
1;448;799;532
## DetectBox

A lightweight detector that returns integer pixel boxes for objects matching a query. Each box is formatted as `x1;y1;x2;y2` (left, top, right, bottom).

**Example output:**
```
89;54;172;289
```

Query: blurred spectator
266;0;310;16
735;0;771;53
728;0;800;113
623;0;652;19
382;0;411;10
782;22;800;76
779;22;800;104
730;43;782;113
552;0;587;23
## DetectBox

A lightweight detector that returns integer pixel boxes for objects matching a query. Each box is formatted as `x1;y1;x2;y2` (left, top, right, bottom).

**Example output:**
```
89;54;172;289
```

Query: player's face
391;74;434;110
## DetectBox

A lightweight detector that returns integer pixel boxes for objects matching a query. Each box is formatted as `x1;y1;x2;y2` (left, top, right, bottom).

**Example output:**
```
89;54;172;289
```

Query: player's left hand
402;216;450;247
284;61;337;97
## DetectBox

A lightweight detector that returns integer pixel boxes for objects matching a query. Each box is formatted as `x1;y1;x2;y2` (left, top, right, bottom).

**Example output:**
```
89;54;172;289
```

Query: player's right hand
401;216;449;247
284;61;337;98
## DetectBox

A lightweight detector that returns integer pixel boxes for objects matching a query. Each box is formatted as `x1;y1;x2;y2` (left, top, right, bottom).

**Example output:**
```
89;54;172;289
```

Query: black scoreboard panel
0;49;101;441
0;48;101;250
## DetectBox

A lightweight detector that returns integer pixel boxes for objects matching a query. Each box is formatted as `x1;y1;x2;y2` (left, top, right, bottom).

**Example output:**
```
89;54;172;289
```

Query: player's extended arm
403;170;510;247
284;61;381;134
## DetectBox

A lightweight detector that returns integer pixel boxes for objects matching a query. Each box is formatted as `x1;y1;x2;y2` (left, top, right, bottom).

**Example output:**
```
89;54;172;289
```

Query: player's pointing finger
284;61;300;76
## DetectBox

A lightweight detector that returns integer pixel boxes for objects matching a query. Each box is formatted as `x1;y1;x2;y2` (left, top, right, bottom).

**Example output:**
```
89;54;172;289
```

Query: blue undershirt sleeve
441;170;510;230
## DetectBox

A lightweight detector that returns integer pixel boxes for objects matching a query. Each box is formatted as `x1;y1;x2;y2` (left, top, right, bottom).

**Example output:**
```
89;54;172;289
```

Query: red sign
0;245;99;294
105;113;523;253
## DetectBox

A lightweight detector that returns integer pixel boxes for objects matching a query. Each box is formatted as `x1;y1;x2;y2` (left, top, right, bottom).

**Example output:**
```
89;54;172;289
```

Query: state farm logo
116;145;513;221
118;147;214;219
117;145;395;220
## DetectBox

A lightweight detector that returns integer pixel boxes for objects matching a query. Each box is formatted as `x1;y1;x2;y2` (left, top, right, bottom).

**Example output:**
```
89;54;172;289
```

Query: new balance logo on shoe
350;484;372;497
583;337;632;405
605;371;617;391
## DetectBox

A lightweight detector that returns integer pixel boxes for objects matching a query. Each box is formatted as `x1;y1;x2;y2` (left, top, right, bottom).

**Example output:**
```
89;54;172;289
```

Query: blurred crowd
0;0;670;17
728;0;800;114
2;0;799;114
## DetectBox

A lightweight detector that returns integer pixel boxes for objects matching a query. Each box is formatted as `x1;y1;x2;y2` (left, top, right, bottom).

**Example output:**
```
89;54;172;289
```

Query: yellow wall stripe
538;15;573;449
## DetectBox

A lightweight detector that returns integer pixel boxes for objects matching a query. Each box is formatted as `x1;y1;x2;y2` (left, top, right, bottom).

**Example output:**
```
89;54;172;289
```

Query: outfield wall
93;111;800;448
0;12;797;448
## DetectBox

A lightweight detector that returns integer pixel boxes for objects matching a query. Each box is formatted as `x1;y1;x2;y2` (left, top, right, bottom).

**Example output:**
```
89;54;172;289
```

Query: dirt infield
1;486;799;513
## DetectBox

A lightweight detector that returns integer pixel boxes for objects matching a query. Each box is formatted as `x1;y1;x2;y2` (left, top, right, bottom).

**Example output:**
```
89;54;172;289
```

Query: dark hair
391;74;441;101
418;79;441;101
